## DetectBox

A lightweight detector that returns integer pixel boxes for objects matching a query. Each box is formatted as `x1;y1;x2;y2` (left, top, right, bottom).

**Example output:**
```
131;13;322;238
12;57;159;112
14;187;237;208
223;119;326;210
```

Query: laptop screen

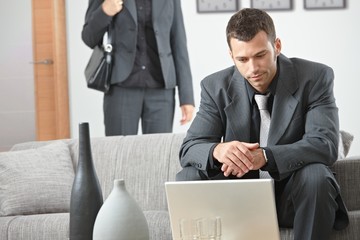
165;179;280;240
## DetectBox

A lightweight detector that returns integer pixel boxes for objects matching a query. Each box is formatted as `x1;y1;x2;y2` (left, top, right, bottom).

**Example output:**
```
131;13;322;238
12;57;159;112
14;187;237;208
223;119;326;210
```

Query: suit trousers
104;86;175;136
275;163;340;240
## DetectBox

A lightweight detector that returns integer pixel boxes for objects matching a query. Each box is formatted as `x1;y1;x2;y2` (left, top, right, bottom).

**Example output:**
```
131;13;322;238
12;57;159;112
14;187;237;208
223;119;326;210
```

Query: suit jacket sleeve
268;62;339;180
169;0;194;106
82;0;113;49
179;68;236;176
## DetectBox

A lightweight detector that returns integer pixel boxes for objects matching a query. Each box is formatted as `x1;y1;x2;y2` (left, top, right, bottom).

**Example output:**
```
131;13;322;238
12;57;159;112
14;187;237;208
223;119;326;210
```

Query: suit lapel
152;0;167;24
124;0;137;24
125;0;166;27
224;70;252;141
268;55;299;145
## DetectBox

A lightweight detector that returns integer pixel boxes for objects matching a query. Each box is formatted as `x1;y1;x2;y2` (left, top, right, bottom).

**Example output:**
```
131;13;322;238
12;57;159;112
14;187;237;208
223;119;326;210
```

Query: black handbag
84;22;113;93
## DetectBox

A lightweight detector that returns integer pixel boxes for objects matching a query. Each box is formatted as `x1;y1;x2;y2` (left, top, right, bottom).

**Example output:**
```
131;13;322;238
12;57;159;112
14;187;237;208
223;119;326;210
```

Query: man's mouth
250;73;263;81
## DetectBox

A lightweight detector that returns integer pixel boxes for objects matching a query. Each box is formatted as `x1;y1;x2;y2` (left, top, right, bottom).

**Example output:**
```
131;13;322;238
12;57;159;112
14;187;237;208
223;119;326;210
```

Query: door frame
32;0;70;140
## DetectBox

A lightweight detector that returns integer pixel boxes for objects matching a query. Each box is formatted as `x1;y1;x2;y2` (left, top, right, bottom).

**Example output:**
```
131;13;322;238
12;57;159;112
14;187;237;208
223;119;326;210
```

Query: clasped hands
213;141;267;178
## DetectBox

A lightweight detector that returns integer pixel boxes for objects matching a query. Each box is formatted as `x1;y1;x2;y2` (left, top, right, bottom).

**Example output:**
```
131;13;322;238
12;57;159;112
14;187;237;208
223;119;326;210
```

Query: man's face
229;31;281;93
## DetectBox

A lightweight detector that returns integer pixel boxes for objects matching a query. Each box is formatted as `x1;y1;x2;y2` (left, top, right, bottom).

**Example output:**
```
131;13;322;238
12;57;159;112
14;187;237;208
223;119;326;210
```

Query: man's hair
226;8;276;48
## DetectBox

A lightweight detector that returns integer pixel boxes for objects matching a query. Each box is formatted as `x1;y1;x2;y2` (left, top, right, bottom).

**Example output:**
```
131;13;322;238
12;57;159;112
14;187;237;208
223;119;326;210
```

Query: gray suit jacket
178;54;339;181
82;0;194;105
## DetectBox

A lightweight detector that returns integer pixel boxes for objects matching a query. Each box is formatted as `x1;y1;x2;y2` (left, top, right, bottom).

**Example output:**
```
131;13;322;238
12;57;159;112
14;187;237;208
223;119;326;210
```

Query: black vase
69;122;103;240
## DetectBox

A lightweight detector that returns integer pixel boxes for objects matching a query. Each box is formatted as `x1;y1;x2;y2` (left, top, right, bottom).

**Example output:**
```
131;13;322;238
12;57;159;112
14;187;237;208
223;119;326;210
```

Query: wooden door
32;0;70;140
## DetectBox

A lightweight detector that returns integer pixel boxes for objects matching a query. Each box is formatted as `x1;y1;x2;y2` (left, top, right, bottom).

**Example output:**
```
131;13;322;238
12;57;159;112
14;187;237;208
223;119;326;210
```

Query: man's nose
248;59;259;73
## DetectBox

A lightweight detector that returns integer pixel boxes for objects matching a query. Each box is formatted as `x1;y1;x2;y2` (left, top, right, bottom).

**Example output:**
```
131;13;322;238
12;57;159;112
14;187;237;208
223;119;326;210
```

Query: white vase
93;179;149;240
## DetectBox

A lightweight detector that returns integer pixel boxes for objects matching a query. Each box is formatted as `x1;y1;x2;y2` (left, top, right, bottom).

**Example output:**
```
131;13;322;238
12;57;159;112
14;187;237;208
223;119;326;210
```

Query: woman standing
82;0;195;135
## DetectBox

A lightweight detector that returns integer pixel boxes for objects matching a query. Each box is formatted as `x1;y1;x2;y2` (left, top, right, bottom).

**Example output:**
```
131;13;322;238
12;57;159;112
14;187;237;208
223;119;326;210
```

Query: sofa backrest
93;133;185;211
11;133;186;212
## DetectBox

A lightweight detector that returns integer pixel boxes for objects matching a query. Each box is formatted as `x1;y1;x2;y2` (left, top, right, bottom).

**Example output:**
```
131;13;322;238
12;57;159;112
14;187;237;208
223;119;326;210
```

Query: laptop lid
165;179;280;240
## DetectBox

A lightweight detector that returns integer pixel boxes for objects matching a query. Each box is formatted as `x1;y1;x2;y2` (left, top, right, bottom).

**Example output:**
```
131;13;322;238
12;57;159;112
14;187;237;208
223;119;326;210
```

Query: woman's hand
102;0;124;16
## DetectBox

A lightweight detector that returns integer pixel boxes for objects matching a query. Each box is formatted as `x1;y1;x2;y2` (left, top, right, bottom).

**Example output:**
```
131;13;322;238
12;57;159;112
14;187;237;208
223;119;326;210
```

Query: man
177;8;349;240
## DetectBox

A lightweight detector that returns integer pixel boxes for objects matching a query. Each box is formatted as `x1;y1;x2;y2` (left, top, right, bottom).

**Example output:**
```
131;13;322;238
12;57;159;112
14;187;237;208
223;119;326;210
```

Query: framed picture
304;0;346;9
250;0;293;11
196;0;239;13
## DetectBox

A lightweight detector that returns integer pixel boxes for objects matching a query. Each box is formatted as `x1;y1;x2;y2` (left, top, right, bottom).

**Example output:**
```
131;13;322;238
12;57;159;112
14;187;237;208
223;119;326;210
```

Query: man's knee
292;163;338;198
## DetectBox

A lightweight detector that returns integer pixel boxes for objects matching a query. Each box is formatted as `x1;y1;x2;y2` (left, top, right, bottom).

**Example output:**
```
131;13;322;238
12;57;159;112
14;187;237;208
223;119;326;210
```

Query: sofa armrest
332;157;360;211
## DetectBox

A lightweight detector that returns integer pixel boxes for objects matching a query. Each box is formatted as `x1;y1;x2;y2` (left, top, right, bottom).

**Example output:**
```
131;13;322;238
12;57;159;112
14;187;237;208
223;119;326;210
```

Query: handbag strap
107;20;113;45
104;21;113;53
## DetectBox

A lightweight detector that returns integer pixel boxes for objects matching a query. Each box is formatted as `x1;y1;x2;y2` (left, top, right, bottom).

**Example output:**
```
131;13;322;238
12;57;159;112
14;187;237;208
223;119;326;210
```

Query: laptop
165;179;280;240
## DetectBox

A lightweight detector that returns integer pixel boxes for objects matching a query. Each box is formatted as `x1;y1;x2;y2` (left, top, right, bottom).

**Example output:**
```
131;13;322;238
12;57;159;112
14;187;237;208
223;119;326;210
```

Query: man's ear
274;38;282;56
228;49;233;59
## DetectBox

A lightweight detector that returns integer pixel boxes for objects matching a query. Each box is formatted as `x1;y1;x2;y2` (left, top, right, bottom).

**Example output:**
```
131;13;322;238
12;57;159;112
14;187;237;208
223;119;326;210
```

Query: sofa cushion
338;130;354;159
2;213;69;240
143;210;172;240
0;141;74;216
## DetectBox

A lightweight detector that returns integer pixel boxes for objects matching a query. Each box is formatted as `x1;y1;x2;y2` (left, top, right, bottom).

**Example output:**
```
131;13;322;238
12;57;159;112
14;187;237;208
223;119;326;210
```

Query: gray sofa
0;133;359;239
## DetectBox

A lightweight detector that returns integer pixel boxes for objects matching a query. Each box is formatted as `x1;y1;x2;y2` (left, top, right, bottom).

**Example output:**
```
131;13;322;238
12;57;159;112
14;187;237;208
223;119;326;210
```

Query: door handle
30;59;54;65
